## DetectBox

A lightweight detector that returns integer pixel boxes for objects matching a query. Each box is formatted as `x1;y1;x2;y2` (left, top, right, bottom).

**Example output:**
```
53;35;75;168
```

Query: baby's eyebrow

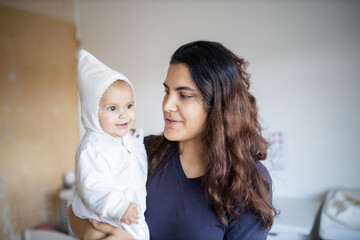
102;103;117;106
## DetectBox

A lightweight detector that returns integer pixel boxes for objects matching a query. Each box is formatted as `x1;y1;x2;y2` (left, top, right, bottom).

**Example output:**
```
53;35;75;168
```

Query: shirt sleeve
224;211;268;240
225;161;272;240
75;146;130;223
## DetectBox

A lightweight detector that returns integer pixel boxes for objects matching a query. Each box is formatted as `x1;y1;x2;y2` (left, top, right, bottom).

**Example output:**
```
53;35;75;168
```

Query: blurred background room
0;0;359;239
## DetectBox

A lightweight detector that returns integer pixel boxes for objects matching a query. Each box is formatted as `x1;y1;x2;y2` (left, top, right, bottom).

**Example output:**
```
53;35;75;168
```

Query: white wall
78;0;360;199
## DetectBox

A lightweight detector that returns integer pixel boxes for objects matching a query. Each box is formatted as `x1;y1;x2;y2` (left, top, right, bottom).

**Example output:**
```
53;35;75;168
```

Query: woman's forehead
164;64;197;89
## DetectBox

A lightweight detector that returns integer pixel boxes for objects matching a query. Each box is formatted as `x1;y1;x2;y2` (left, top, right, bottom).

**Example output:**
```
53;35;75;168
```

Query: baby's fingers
125;215;139;225
131;215;139;224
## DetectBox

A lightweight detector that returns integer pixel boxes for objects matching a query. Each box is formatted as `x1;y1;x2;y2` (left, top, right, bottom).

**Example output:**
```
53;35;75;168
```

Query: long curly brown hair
146;40;277;229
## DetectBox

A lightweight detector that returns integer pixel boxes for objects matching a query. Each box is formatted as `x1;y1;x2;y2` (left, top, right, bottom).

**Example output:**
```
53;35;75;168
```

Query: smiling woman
144;41;277;240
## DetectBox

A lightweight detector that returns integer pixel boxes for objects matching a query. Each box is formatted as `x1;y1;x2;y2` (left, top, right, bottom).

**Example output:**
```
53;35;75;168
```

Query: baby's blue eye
107;106;116;111
126;104;133;109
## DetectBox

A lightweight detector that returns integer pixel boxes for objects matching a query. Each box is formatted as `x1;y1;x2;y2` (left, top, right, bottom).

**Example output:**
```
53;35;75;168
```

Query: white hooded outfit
71;49;149;240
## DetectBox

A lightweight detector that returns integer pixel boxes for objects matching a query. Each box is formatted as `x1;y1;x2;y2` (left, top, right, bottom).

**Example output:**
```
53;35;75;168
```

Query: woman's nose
163;95;177;112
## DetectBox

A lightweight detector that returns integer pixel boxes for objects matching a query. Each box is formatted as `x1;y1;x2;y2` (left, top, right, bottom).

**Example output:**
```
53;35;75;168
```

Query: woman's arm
68;205;134;240
68;205;107;240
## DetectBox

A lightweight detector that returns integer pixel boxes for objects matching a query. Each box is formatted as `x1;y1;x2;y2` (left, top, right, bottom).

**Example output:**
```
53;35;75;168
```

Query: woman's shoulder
254;161;273;203
254;160;271;183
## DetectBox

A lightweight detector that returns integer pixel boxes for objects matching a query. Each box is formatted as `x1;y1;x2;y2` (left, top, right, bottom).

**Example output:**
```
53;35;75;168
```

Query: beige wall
0;4;78;240
0;0;74;23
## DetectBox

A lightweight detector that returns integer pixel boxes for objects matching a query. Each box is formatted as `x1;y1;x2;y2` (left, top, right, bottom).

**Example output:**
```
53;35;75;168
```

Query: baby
71;49;149;240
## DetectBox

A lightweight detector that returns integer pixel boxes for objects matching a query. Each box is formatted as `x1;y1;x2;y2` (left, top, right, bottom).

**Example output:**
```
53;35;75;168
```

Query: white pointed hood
78;49;134;135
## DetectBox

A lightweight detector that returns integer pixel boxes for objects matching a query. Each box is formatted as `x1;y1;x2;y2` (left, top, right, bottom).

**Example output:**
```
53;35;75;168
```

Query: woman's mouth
165;118;181;124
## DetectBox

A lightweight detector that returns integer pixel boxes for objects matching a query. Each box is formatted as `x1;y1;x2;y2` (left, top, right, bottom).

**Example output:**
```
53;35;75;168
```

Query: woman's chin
163;131;179;142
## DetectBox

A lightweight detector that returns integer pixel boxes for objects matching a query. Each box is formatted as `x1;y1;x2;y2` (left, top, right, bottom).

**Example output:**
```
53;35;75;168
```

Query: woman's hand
91;221;134;240
67;205;134;240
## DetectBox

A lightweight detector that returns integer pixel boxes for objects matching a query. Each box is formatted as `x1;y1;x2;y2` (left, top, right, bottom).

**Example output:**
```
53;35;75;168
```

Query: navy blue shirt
145;144;270;240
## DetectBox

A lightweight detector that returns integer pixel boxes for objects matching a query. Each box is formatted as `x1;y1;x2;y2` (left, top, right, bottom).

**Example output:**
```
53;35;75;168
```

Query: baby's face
98;81;136;138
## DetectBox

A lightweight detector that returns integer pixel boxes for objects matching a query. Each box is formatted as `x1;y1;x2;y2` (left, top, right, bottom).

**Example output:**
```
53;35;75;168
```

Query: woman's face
162;64;208;144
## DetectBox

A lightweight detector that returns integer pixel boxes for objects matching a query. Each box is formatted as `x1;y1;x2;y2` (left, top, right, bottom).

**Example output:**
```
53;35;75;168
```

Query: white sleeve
75;147;130;222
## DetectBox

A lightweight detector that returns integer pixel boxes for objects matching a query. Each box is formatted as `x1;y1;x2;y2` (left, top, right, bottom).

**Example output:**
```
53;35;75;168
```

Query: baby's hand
120;202;139;225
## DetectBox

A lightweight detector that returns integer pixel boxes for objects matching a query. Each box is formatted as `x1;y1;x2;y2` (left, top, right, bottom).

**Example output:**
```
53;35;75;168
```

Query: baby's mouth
115;123;128;127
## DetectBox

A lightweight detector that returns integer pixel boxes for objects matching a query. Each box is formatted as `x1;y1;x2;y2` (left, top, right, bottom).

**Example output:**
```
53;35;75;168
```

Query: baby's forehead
112;79;130;87
100;79;135;104
106;80;133;96
109;80;133;92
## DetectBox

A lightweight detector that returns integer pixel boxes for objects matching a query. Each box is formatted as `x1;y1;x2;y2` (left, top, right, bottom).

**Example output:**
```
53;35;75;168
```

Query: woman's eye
180;93;192;99
107;106;116;111
164;89;169;95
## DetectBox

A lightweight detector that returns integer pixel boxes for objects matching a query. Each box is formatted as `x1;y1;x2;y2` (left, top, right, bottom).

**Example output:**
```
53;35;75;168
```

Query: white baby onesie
71;49;149;239
72;129;149;239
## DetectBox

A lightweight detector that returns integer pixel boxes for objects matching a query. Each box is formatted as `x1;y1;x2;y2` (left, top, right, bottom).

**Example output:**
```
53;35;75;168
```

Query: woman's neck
178;139;205;178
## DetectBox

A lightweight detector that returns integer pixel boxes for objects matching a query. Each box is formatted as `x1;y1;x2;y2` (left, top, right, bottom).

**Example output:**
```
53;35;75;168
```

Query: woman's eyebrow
163;82;197;92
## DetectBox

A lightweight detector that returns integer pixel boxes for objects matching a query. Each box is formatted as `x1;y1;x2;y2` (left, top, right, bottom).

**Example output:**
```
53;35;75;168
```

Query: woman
68;40;278;239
